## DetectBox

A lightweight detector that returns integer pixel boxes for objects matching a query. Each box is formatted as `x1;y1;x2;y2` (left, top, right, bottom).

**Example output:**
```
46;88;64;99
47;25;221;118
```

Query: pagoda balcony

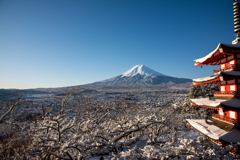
213;91;236;96
213;64;235;74
212;113;239;124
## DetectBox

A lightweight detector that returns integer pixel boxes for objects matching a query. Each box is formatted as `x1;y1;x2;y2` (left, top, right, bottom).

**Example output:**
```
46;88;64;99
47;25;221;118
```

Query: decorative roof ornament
232;0;240;44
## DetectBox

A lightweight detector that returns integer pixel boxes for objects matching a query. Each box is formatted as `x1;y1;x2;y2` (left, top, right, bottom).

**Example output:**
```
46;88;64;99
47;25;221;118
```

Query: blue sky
0;0;236;89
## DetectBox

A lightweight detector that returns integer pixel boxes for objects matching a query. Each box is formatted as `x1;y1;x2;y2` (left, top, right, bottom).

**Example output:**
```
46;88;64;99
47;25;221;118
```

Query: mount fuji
121;64;166;78
84;65;192;87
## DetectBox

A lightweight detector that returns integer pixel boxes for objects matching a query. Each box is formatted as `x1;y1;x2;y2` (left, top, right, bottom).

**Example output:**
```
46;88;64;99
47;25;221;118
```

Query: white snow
121;64;166;78
177;131;200;140
193;75;219;83
194;43;221;66
88;155;113;160
158;131;200;141
187;119;240;143
186;119;227;140
23;94;54;98
190;98;226;107
194;43;240;66
221;43;240;48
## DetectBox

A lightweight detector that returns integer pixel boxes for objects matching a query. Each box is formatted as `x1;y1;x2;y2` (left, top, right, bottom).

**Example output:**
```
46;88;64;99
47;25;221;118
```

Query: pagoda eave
193;78;220;85
219;129;240;144
194;70;240;85
221;98;240;109
190;98;226;109
186;119;227;141
214;94;235;98
193;75;220;85
194;43;240;66
192;103;219;109
221;70;240;78
187;119;240;144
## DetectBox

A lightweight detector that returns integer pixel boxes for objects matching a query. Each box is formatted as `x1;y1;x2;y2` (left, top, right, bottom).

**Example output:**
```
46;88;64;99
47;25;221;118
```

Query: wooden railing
213;91;236;95
213;64;236;74
212;113;239;124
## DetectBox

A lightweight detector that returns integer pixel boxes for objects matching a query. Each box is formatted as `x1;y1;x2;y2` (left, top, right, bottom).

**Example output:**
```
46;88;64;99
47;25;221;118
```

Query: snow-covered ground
3;88;239;159
22;93;54;98
88;131;200;160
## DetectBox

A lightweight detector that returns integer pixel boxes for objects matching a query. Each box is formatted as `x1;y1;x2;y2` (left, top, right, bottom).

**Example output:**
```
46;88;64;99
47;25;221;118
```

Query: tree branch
0;93;23;122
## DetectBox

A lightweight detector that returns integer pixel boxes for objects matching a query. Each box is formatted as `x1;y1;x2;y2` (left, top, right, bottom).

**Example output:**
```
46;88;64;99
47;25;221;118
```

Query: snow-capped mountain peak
121;64;166;78
84;64;192;87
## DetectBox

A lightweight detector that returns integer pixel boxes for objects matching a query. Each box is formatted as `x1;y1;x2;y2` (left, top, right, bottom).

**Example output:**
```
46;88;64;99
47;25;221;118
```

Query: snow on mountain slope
83;64;192;87
121;65;166;77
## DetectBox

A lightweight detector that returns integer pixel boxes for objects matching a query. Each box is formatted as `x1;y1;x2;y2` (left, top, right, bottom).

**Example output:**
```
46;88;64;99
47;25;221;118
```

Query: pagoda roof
187;119;240;143
221;70;240;77
193;74;220;85
194;43;240;66
186;119;227;140
190;98;226;108
221;98;240;109
193;75;220;83
193;70;240;85
220;129;240;143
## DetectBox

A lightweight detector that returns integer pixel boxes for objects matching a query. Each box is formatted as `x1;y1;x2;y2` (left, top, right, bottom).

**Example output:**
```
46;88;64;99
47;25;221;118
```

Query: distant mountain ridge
0;65;192;95
84;65;192;87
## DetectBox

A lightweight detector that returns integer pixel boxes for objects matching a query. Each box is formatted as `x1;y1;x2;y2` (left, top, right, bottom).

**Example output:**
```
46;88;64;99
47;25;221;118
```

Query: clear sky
0;0;236;89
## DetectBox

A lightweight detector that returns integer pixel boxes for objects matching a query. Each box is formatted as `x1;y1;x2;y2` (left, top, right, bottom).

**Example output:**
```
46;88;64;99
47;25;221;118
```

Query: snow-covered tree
1;87;238;159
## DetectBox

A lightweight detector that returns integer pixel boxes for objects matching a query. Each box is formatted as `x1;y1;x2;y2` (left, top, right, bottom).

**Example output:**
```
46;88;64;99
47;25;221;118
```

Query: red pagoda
187;0;240;151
